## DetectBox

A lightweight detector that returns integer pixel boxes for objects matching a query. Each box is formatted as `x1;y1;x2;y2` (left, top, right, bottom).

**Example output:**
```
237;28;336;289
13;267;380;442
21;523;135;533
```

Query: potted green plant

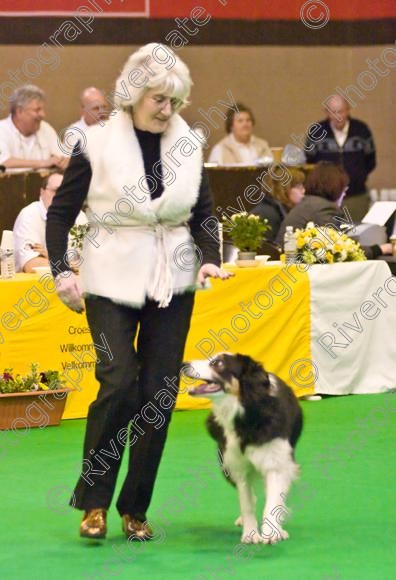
0;363;70;430
222;212;271;262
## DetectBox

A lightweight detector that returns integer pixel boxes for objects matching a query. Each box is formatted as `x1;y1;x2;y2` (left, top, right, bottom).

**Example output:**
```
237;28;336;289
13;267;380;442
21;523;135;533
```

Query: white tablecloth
309;261;396;395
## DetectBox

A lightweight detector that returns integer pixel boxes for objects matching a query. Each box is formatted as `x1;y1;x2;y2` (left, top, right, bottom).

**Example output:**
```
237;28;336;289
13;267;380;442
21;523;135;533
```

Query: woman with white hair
46;44;231;541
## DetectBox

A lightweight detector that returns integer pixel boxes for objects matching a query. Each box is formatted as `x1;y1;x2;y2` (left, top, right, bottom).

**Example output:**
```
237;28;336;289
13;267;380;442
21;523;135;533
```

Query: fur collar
85;110;203;225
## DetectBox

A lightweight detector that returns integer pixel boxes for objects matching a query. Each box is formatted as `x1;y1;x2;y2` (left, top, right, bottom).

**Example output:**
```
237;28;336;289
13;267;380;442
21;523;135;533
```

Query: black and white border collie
186;353;303;545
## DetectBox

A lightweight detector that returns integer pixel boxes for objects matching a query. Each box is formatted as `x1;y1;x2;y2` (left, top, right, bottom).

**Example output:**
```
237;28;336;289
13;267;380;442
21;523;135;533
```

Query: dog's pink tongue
189;383;222;396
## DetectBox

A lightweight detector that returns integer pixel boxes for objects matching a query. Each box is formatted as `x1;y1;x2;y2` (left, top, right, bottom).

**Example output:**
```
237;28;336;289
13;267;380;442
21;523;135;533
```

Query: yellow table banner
181;264;312;408
0;265;312;420
0;274;100;420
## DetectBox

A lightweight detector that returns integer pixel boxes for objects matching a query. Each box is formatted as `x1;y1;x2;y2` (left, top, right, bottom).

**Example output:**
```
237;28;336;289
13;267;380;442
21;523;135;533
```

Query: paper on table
361;201;396;226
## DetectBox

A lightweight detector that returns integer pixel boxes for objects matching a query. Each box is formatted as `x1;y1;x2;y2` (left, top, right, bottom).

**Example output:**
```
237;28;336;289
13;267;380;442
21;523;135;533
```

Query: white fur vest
79;110;203;308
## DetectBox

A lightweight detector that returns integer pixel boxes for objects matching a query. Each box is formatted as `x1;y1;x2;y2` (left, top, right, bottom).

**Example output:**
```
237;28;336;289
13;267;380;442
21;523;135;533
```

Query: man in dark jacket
305;95;376;222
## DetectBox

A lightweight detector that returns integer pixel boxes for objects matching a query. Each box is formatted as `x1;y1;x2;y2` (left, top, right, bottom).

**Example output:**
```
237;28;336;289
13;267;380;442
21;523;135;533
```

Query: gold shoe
80;508;107;539
121;514;153;541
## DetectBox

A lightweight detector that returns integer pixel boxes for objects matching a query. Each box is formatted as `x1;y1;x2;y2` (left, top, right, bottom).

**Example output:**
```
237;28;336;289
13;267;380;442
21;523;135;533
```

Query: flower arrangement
295;222;366;265
222;212;271;253
0;363;66;394
70;223;91;252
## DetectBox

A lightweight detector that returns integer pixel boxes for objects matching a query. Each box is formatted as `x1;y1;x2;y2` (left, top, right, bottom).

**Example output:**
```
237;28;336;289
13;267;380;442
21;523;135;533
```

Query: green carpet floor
1;393;395;580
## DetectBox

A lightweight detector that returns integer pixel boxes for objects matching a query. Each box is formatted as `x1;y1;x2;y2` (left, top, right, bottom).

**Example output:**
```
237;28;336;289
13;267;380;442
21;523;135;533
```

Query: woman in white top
208;103;272;166
46;43;232;542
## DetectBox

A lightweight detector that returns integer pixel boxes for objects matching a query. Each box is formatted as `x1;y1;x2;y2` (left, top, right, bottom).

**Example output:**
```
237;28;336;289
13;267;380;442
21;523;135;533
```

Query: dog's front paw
280;529;289;541
262;527;289;544
241;530;264;544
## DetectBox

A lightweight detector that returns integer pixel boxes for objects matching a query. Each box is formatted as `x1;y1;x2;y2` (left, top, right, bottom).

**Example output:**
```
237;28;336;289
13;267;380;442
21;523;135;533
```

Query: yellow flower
297;223;367;265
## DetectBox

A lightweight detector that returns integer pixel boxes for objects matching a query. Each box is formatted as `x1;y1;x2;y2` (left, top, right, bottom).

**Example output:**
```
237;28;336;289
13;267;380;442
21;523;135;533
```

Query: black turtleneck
134;127;164;200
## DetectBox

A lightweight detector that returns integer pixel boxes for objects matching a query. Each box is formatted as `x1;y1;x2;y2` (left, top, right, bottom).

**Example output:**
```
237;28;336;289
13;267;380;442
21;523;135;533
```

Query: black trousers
71;292;195;518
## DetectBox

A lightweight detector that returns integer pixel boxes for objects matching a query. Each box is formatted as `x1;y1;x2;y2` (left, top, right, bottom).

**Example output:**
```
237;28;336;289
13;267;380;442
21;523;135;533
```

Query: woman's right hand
55;271;85;313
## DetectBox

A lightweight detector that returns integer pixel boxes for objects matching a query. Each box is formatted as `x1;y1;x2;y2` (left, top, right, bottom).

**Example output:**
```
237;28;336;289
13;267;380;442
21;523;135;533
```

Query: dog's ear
235;354;270;405
235;354;269;382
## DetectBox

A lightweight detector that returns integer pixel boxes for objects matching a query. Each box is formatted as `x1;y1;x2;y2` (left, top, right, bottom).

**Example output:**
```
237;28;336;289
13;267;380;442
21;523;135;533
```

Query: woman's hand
197;263;235;286
31;243;48;259
55;271;85;313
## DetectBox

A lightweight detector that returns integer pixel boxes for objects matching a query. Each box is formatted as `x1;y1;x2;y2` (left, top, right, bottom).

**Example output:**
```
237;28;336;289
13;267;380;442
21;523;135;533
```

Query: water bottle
283;226;297;264
0;230;16;279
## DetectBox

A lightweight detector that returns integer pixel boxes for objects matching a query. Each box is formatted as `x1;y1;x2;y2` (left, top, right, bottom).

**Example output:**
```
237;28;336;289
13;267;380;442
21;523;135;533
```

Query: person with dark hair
305;95;376;222
46;44;232;541
276;162;392;259
250;167;306;241
251;167;305;241
13;171;87;272
208;103;272;165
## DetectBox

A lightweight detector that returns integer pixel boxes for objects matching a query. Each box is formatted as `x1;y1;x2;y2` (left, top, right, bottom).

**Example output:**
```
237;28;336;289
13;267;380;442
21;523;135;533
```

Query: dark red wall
0;0;395;20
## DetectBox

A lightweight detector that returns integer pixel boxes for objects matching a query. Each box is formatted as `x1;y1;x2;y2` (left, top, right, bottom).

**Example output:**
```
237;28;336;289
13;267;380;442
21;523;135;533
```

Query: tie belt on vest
90;221;190;308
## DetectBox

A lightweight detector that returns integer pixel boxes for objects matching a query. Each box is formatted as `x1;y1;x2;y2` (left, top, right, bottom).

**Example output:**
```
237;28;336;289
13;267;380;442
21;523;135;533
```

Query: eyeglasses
150;95;184;111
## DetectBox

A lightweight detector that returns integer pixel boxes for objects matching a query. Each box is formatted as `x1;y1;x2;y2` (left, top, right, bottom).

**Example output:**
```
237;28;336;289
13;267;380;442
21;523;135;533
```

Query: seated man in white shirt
62;87;108;155
13;172;87;272
208;103;272;165
0;85;68;171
